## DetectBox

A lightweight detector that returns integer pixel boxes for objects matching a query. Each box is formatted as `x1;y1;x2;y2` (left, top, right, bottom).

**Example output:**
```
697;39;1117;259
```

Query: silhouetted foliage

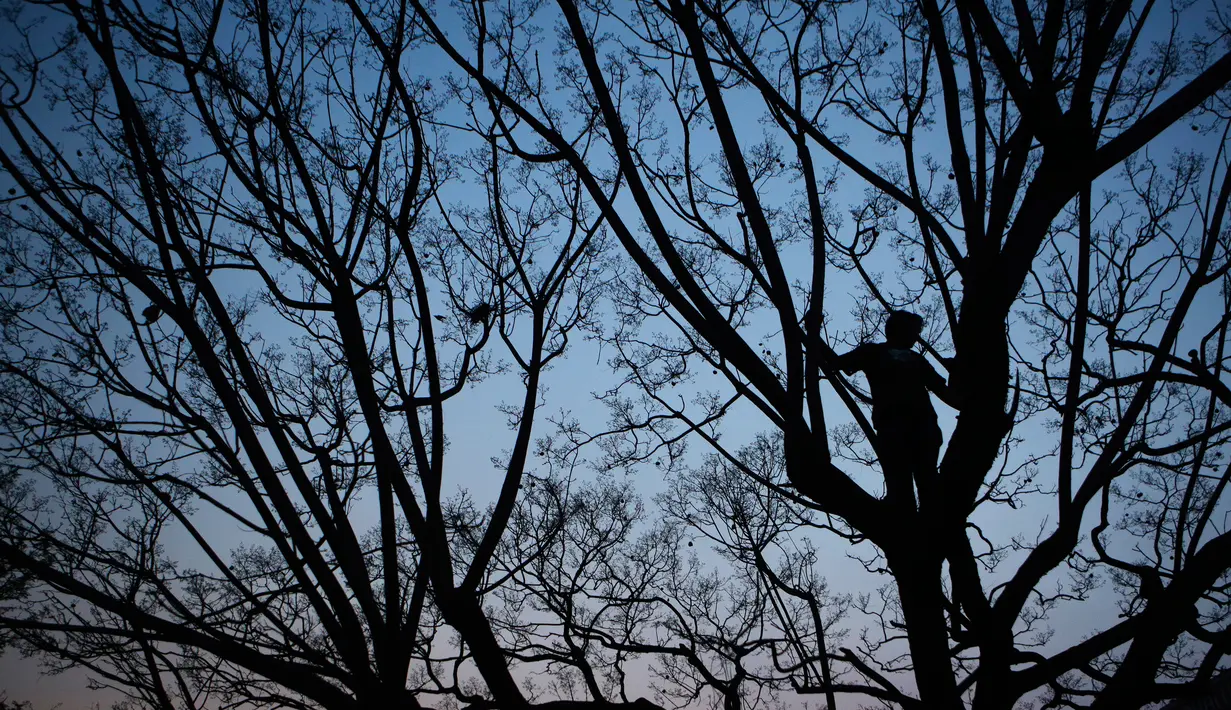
0;0;1229;708
0;0;606;706
417;0;1231;708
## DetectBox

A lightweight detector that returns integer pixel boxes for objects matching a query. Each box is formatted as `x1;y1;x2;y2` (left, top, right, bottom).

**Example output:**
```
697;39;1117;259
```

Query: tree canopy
0;0;1229;708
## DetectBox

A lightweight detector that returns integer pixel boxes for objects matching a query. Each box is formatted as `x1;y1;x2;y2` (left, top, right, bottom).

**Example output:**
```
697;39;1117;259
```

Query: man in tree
835;311;960;512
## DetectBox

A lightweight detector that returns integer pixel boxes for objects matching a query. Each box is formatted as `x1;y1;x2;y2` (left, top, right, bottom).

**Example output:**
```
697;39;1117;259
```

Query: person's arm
924;358;962;410
834;344;868;375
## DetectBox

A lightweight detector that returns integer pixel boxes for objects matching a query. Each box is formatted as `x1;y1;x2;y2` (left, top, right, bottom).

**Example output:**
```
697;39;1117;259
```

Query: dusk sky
1;0;1228;707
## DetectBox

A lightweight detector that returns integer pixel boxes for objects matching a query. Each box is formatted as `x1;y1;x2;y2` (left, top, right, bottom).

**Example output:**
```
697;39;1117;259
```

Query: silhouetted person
835;311;959;511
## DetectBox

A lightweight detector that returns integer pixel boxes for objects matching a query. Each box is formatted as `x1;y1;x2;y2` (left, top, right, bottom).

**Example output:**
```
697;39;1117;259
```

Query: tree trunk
892;548;963;710
438;590;528;709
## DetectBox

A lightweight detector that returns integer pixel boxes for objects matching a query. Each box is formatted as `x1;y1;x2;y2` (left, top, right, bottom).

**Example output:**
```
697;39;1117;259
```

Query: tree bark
438;591;529;709
891;545;963;710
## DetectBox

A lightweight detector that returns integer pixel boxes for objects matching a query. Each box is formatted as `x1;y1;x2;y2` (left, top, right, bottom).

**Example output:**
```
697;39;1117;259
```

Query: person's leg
913;424;943;512
877;428;918;512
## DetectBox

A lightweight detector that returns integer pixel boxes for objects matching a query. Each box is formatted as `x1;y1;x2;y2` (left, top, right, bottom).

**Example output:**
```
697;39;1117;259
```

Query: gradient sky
0;0;1227;708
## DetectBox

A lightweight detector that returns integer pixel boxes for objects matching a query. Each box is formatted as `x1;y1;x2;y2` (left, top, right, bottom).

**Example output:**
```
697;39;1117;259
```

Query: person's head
885;310;924;348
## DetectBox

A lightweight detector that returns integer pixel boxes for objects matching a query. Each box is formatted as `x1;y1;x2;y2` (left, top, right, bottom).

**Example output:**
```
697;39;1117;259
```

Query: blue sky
1;0;1228;707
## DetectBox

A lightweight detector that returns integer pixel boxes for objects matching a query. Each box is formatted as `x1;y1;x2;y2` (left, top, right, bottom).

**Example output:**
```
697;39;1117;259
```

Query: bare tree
413;0;1231;707
5;0;1231;707
0;0;612;707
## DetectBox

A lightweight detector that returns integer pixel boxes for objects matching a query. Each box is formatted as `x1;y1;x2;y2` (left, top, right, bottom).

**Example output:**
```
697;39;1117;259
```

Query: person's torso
862;344;938;427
